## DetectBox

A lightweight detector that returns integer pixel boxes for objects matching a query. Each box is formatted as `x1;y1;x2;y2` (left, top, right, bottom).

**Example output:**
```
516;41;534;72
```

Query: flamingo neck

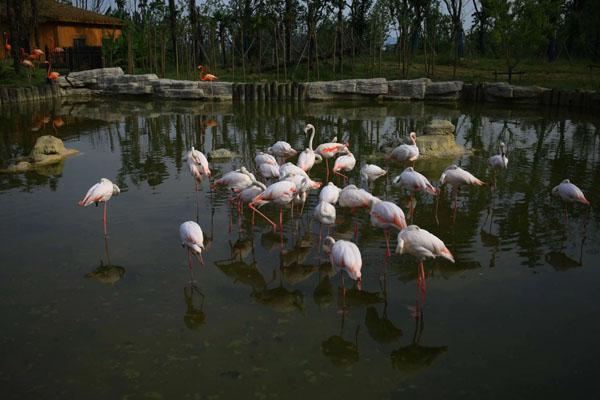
308;127;315;150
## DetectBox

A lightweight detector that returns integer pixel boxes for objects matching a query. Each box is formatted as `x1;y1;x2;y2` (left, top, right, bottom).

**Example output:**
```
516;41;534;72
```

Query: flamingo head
304;123;315;135
197;65;206;72
392;175;402;186
322;236;335;254
410;131;417;142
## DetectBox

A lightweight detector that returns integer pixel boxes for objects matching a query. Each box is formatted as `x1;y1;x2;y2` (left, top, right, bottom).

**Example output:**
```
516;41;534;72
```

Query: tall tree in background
168;0;178;76
442;0;463;77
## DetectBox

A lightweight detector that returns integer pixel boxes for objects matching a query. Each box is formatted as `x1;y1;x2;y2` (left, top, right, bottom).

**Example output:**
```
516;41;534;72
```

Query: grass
2;54;599;91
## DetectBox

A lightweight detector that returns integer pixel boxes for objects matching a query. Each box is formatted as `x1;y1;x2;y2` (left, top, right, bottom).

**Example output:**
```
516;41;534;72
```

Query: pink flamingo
332;151;356;182
439;165;485;211
370;198;407;257
259;163;280;180
255;151;277;167
552;179;590;223
268;141;297;161
360;164;387;187
392;167;438;219
396;225;455;295
297;123;321;172
314;201;336;241
238;181;267;225
319;182;342;205
180;221;205;275
488;142;508;188
3;32;11;58
389;132;419;165
78;178;121;236
322;236;362;291
187;146;210;190
285;173;322;216
315;141;349;181
248;180;297;232
197;65;218;81
279;162;309;180
338;185;374;239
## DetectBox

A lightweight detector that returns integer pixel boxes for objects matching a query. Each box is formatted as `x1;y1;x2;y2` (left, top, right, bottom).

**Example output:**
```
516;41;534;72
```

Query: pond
1;99;599;399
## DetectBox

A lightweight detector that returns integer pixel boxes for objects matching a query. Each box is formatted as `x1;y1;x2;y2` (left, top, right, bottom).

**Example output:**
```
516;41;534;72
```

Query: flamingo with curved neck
197;65;218;81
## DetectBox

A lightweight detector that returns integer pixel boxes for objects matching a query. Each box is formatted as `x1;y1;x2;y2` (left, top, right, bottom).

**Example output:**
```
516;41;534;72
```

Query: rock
97;74;159;95
1;161;32;173
416;135;467;159
304;79;387;100
387;78;431;100
425;81;463;100
153;79;206;99
66;67;124;89
484;82;512;101
424;120;455;136
512;85;548;104
197;81;234;100
305;82;333;100
356;78;388;95
208;148;236;159
30;135;78;164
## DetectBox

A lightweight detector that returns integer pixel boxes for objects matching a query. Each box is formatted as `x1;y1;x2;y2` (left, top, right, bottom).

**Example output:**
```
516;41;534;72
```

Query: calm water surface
1;99;599;399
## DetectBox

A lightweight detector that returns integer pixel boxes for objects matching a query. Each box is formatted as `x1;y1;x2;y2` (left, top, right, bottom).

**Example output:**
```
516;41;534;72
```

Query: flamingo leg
299;200;306;217
103;202;107;236
249;203;277;232
386;229;394;258
334;170;349;182
252;209;255;226
325;158;330;181
564;204;569;225
194;252;204;267
354;221;359;243
187;249;193;272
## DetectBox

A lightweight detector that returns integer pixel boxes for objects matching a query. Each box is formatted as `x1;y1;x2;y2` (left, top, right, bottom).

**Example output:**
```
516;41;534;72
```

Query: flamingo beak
356;278;362;291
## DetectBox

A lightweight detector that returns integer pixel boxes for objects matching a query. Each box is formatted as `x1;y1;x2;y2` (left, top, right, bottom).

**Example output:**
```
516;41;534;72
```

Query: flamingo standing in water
314;201;336;240
389;132;419;165
322;236;363;291
439;165;485;211
370;198;407;257
197;65;218;81
332;151;356;182
238;181;267;225
255;151;277;167
338;185;374;239
488;142;508;188
213;167;256;209
279;162;309;180
268;141;298;161
319;182;342;205
3;32;11;58
187;146;210;190
78;178;121;236
392;167;438;219
179;221;205;274
259;163;281;180
248;180;297;232
552;179;590;223
396;225;455;294
297;123;321;172
360;164;387;188
315;141;349;181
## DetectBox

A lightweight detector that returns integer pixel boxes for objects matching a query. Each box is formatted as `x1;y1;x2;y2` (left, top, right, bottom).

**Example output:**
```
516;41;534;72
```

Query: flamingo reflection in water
321;310;360;366
183;284;206;331
85;236;125;285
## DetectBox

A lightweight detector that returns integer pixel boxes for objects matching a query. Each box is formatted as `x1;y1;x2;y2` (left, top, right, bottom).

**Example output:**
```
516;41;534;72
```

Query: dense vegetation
4;0;600;88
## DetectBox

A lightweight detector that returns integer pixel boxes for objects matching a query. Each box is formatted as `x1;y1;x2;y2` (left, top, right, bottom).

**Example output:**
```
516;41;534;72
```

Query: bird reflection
337;286;383;309
545;236;585;271
215;236;266;292
390;304;447;371
85;236;125;284
481;203;500;268
183;284;206;330
251;284;304;313
364;273;402;343
321;312;360;366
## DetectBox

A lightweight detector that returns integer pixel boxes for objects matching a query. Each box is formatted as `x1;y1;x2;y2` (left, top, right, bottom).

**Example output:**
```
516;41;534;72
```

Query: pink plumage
552;179;590;205
393;167;437;195
396;225;454;263
323;236;362;288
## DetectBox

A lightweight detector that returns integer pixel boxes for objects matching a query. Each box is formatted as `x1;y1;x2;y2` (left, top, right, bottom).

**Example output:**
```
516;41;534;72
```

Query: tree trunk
168;0;178;78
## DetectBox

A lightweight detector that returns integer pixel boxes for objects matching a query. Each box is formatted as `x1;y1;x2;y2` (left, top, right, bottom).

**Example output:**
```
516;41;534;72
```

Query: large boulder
424;119;455;136
197;81;234;100
98;74;158;95
208;148;237;159
30;135;79;165
304;79;387;100
153;79;205;99
305;82;333;100
62;67;124;89
387;78;431;100
425;81;464;101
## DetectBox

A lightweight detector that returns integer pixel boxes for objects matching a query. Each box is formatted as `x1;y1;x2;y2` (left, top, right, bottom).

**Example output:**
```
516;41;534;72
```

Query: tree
441;0;463;77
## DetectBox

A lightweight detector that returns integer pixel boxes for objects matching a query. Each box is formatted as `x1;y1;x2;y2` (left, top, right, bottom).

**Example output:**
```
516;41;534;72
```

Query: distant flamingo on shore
197;65;217;81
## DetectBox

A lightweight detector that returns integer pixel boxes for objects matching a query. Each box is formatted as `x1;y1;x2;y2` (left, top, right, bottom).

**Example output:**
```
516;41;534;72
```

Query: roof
1;0;123;26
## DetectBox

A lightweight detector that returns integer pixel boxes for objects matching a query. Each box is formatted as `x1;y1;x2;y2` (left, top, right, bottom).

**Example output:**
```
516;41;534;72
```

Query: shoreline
0;67;598;111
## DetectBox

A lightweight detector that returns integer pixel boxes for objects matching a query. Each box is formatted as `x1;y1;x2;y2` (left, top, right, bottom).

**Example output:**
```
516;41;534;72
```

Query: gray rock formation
425;81;464;101
387;78;431;100
1;135;78;173
305;78;387;100
97;74;159;95
484;82;549;104
58;67;124;89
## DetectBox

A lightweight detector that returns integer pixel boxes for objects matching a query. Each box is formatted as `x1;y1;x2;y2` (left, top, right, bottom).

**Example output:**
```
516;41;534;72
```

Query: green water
1;99;599;399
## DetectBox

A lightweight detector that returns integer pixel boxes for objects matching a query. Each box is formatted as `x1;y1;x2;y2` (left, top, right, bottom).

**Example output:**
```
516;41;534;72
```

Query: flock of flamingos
77;123;591;298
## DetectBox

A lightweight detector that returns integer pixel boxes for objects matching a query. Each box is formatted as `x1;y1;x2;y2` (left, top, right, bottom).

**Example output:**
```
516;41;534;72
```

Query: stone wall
1;67;600;110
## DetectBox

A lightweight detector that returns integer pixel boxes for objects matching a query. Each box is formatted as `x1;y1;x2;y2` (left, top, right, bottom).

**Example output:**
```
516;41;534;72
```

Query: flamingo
255;151;277;167
213;167;255;192
3;32;10;58
188;147;210;176
259;163;281;180
314;201;336;240
552;179;590;223
339;185;374;239
44;61;59;82
389;132;419;165
315;141;349;181
370;198;407;257
31;48;44;59
319;182;342;205
180;221;205;274
197;65;218;81
268;141;298;160
392;167;438;219
279;162;309;180
488;142;508;188
360;164;387;187
78;178;121;236
396;225;455;294
248;180;297;232
439;165;485;211
238;181;267;225
20;58;33;82
297;123;322;172
332;151;356;182
322;236;362;291
285;174;322;217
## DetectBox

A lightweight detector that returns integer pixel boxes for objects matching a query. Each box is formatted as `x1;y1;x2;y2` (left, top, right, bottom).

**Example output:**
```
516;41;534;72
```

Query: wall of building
40;24;121;49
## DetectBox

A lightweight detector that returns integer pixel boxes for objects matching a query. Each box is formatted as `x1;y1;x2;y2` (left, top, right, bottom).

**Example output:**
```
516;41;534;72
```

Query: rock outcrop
387;78;430;100
425;81;464;101
423;119;455;136
1;135;78;173
305;78;388;100
417;120;466;159
208;148;237;159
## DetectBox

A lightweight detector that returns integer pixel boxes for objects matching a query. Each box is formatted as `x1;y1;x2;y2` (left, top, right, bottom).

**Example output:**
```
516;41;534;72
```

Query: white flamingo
179;221;205;273
248;180;297;232
322;236;362;291
332;151;356;181
319;182;342;205
488;142;508;188
268;141;297;160
389;132;419;164
360;164;387;187
439;165;485;210
79;178;121;236
315;141;349;180
552;179;590;223
392;167;437;218
314;200;336;239
259;163;281;180
187;146;210;178
370;198;407;257
396;225;454;294
255;151;277;167
297;123;322;172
